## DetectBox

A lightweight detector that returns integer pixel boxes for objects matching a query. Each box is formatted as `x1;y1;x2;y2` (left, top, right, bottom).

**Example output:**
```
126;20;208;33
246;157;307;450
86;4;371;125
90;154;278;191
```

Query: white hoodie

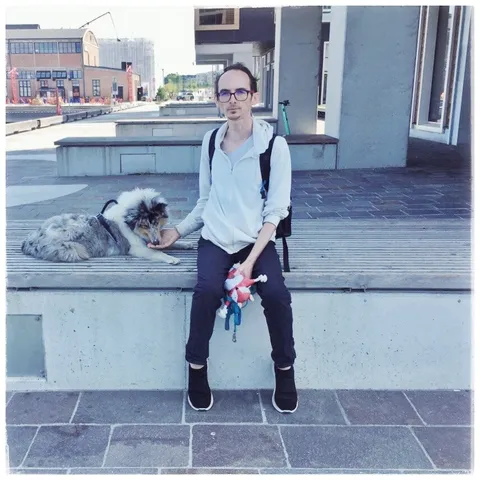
175;117;292;254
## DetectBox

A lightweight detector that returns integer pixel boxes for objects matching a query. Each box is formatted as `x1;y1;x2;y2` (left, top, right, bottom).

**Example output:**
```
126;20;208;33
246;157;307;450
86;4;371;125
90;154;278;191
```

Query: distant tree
156;86;168;101
186;80;198;91
163;83;178;98
164;73;180;86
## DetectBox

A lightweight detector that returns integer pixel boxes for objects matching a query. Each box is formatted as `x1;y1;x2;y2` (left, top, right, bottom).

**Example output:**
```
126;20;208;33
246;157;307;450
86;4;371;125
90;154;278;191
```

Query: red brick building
6;25;141;102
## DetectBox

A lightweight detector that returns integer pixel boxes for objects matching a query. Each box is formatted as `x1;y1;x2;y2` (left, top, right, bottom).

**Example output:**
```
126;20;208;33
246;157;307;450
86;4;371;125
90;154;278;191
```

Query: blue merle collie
21;188;193;264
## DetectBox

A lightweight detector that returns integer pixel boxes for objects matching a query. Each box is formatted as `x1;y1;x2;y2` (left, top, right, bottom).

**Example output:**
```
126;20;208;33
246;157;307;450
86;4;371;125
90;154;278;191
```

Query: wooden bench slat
6;219;471;290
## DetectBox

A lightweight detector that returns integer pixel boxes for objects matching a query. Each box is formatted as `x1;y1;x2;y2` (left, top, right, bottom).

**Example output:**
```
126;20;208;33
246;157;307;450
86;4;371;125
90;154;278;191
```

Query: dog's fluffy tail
21;240;90;262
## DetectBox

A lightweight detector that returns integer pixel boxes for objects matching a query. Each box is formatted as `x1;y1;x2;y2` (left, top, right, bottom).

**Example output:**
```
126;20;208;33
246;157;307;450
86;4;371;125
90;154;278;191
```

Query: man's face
215;69;259;122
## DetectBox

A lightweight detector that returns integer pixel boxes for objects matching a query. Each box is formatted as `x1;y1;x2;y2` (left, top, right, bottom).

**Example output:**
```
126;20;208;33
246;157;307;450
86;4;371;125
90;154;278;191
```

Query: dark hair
214;62;258;95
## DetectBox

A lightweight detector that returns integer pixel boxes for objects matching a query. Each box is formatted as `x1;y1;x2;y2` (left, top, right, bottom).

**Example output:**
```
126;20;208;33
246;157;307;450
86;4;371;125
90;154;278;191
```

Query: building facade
194;6;471;162
98;38;155;98
318;6;471;149
6;25;140;103
194;7;275;108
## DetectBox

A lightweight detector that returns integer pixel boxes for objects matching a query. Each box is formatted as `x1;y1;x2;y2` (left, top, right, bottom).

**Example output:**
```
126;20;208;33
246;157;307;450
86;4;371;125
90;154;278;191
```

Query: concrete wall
57;144;202;176
275;7;323;135
195;43;254;72
56;141;336;176
456;18;472;160
115;118;277;138
7;290;471;391
326;6;420;168
195;8;275;45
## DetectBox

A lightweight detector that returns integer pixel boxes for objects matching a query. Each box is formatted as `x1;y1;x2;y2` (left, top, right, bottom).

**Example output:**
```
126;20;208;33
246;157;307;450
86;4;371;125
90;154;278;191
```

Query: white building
98;37;155;97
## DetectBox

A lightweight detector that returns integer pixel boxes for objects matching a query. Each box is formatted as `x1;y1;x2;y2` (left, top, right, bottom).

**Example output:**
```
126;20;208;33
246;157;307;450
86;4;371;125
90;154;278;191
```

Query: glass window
52;70;67;79
59;42;80;54
34;42;58;54
411;6;463;130
92;79;100;96
199;8;236;25
9;42;34;54
196;8;239;29
19;80;31;97
36;71;52;79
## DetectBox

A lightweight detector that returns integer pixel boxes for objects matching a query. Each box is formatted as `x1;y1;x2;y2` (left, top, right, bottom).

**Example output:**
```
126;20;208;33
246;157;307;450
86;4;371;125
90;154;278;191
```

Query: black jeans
186;236;296;368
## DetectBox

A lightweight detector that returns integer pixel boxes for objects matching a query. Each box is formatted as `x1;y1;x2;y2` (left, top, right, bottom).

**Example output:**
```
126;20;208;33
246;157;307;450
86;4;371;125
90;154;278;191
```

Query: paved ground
5;104;473;474
6;389;472;474
6;140;472;224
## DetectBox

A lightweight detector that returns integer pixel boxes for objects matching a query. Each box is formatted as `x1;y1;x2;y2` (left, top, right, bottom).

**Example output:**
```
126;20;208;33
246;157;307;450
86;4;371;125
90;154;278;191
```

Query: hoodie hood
215;117;274;155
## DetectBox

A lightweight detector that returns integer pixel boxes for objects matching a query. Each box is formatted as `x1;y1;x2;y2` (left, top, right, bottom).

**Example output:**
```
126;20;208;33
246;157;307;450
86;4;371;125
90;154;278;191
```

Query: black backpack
208;128;292;272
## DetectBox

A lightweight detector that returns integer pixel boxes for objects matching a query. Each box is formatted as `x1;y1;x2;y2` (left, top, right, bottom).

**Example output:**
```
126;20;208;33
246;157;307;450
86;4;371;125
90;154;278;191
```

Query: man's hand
235;260;254;280
147;228;180;249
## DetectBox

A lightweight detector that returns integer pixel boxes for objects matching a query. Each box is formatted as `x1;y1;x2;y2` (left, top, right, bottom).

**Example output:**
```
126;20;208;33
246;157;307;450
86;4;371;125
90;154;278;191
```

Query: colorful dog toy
217;263;268;342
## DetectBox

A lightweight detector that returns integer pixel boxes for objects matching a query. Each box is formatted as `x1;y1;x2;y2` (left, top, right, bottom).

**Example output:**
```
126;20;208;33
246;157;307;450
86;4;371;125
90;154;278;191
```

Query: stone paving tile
185;390;263;424
72;391;183;424
412;427;472;470
259;468;405;474
404;390;472;425
192;424;286;468
6;426;38;467
280;426;433;469
161;468;259;474
103;425;190;468
5;137;471;222
260;390;347;425
10;468;68;474
22;425;110;468
336;390;424;425
6;392;79;425
69;467;158;474
400;470;471;474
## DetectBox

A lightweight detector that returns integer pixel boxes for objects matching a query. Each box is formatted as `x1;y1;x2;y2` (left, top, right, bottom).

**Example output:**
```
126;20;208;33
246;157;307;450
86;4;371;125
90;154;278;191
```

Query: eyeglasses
217;88;252;103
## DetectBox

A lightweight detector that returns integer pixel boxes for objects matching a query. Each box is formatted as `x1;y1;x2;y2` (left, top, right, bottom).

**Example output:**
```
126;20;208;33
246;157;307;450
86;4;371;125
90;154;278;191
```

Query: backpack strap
259;134;277;198
208;128;219;172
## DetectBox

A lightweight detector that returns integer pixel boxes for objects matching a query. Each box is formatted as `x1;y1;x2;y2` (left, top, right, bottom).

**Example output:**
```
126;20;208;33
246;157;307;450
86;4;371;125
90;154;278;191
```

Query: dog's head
123;190;169;245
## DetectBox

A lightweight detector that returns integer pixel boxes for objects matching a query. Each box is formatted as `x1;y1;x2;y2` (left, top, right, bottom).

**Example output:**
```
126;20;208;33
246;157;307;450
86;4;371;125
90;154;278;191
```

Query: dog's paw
168;257;181;265
183;241;195;250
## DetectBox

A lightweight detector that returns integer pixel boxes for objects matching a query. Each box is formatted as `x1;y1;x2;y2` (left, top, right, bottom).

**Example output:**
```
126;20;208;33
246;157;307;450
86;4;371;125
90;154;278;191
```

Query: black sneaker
272;365;298;413
187;364;214;411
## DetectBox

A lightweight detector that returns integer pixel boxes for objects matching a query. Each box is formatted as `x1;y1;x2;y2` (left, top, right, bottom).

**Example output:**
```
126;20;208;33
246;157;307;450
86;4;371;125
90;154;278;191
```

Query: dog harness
96;199;119;245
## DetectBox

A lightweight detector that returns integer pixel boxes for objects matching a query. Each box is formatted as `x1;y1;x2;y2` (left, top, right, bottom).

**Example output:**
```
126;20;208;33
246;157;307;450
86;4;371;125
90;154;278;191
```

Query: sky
5;4;215;84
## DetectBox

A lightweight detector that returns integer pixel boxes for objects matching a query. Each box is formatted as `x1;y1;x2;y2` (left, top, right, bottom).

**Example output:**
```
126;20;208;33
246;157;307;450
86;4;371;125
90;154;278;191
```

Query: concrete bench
159;103;271;117
115;117;277;139
6;219;471;392
54;134;338;176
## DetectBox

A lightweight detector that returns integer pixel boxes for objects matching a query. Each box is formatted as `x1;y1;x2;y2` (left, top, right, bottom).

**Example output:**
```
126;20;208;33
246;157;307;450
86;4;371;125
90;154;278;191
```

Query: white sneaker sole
187;392;214;411
272;364;298;413
272;391;298;414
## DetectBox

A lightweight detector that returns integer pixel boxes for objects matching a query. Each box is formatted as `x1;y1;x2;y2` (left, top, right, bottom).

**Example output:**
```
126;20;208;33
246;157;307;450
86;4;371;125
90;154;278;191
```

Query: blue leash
224;285;257;342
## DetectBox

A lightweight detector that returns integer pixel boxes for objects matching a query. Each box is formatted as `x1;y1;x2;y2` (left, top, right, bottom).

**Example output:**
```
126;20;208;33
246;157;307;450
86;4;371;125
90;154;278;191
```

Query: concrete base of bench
6;219;471;392
160;105;218;116
6;289;471;391
115;117;277;139
159;103;271;117
54;135;338;176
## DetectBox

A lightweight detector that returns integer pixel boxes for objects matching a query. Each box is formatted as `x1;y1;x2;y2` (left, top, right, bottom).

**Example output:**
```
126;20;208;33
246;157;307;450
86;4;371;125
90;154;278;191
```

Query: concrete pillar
232;49;254;74
326;6;420;168
274;7;323;134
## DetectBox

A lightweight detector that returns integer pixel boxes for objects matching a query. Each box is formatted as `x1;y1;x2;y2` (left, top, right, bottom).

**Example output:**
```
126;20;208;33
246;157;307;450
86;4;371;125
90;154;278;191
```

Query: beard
226;106;244;120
